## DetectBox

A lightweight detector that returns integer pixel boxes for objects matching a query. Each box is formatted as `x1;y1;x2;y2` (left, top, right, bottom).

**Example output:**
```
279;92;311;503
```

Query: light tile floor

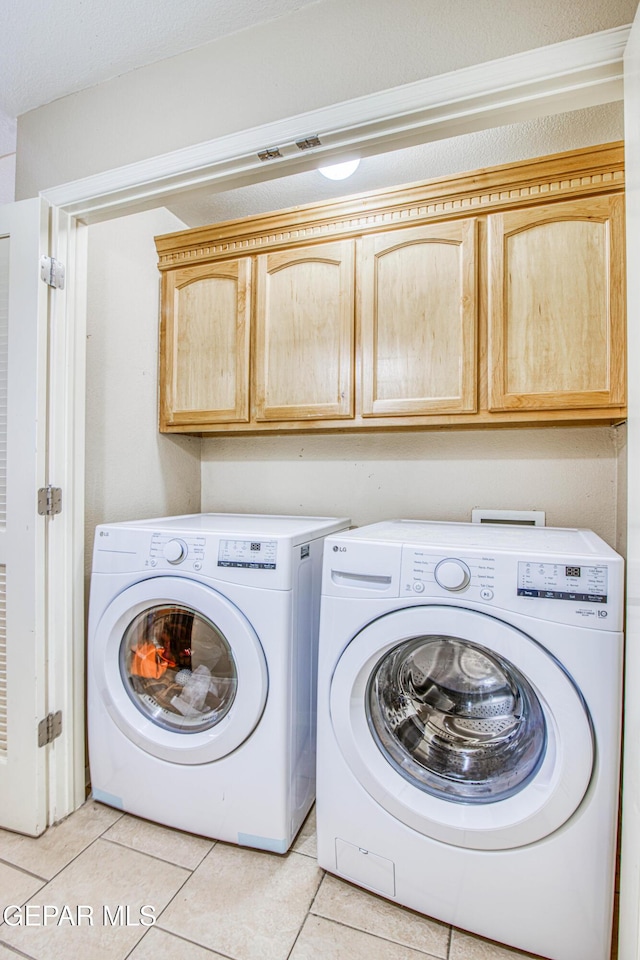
0;801;572;960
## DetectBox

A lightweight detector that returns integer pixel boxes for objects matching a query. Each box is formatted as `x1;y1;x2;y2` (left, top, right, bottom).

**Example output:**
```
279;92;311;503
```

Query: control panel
517;562;608;603
400;548;612;609
148;533;205;569
401;549;496;600
217;539;277;570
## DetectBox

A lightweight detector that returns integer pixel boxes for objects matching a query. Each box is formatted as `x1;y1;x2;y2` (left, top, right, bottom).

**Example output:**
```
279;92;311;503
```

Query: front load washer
88;512;349;852
316;520;624;960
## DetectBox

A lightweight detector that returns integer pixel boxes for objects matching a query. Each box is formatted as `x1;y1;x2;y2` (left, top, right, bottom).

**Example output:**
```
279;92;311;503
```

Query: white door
0;198;50;836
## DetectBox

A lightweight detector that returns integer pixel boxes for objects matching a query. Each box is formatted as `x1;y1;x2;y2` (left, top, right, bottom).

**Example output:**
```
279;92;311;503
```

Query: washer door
330;606;593;850
93;577;268;764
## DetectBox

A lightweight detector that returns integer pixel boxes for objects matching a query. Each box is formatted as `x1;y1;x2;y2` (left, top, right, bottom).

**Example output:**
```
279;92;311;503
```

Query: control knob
163;539;187;564
434;558;471;591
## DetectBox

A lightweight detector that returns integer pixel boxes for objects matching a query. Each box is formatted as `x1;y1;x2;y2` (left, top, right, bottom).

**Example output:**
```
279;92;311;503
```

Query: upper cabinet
488;195;625;413
254;241;355;421
155;142;626;435
160;258;251;429
360;220;477;417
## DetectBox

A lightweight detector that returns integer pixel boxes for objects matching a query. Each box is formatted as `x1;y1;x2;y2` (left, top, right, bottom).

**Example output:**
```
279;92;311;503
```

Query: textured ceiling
0;0;321;154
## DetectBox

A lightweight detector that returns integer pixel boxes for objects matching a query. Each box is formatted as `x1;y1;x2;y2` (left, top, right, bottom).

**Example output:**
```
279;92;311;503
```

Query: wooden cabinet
360;220;477;417
488;195;625;412
254;241;355;421
159;259;250;429
155;142;626;435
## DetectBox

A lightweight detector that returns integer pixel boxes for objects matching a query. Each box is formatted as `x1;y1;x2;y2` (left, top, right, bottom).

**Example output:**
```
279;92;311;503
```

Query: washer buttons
193;561;202;571
413;581;425;593
480;588;494;600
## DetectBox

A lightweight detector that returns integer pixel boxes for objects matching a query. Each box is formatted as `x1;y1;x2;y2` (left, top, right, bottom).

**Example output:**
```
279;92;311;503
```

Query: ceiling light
318;159;360;180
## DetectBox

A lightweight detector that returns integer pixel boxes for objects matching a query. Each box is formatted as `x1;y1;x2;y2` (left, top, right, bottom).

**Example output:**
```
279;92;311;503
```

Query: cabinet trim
155;143;624;269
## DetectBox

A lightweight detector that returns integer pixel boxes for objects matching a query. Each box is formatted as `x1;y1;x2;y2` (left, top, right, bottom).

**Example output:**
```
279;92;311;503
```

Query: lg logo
333;545;347;552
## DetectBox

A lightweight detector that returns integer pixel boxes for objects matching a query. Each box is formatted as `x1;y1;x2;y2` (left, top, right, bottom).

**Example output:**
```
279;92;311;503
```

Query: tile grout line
0;803;128;888
0;858;48;884
0;939;41;960
129;925;237;960
283;865;327;959
99;832;216;873
305;909;450;960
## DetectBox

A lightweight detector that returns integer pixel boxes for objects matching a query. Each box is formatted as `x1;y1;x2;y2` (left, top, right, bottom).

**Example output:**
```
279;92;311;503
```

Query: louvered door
0;199;49;835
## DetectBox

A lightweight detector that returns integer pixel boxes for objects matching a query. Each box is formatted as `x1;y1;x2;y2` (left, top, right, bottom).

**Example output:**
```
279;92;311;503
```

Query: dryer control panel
217;539;277;570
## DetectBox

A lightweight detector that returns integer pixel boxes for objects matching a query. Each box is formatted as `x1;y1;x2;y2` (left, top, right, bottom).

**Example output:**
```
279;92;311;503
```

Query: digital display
218;538;277;569
566;566;581;578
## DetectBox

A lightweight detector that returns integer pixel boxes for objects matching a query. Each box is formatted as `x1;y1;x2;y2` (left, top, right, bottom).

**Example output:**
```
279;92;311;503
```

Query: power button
413;581;425;593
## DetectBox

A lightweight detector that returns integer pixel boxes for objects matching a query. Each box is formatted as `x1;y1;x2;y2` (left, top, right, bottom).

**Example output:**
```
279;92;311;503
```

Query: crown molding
154;142;624;266
43;25;630;223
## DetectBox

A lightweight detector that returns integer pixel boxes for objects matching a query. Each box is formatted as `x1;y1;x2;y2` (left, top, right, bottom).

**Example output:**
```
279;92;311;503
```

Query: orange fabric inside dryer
130;642;169;679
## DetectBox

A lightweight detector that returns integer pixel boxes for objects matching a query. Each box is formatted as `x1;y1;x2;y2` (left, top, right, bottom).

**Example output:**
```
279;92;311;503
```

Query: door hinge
38;486;62;517
40;255;65;290
38;711;62;747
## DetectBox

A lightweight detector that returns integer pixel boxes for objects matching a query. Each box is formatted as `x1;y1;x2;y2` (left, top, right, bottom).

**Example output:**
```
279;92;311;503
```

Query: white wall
0;154;15;204
84;206;201;582
14;0;638;198
201;427;622;547
0;107;16;204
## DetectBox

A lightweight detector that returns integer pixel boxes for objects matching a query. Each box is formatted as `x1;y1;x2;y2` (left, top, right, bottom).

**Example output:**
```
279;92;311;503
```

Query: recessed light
318;159;360;180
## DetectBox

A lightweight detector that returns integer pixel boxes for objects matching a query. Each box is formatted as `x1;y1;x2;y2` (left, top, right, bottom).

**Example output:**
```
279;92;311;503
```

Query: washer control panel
397;545;619;626
217;539;277;570
148;533;205;568
401;549;496;598
517;561;608;603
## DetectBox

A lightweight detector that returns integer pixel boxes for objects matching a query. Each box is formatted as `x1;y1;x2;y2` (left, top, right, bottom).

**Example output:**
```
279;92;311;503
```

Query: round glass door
94;577;268;764
120;604;238;733
330;605;594;849
367;635;546;803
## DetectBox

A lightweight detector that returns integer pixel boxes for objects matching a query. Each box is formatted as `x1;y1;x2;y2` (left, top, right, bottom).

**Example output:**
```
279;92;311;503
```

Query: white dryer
88;512;349;852
316;520;624;960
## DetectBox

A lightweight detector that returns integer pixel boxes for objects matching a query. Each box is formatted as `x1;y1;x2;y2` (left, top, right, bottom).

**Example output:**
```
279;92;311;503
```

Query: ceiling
1;0;634;223
0;0;322;155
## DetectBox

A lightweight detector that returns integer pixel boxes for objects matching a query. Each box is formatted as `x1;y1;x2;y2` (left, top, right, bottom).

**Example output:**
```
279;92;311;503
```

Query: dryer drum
366;636;547;803
119;603;238;734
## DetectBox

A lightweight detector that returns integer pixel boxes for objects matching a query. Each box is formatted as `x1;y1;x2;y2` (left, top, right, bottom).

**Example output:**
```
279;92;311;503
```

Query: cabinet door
360;221;477;416
488;195;625;412
160;259;251;427
254;241;355;421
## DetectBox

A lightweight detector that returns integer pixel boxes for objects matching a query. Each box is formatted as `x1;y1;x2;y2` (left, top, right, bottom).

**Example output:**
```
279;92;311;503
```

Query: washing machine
316;520;624;960
88;512;349;852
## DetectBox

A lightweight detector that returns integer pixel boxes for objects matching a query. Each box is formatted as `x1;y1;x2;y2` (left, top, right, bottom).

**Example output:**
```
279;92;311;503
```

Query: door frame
39;18;635;935
618;7;640;959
